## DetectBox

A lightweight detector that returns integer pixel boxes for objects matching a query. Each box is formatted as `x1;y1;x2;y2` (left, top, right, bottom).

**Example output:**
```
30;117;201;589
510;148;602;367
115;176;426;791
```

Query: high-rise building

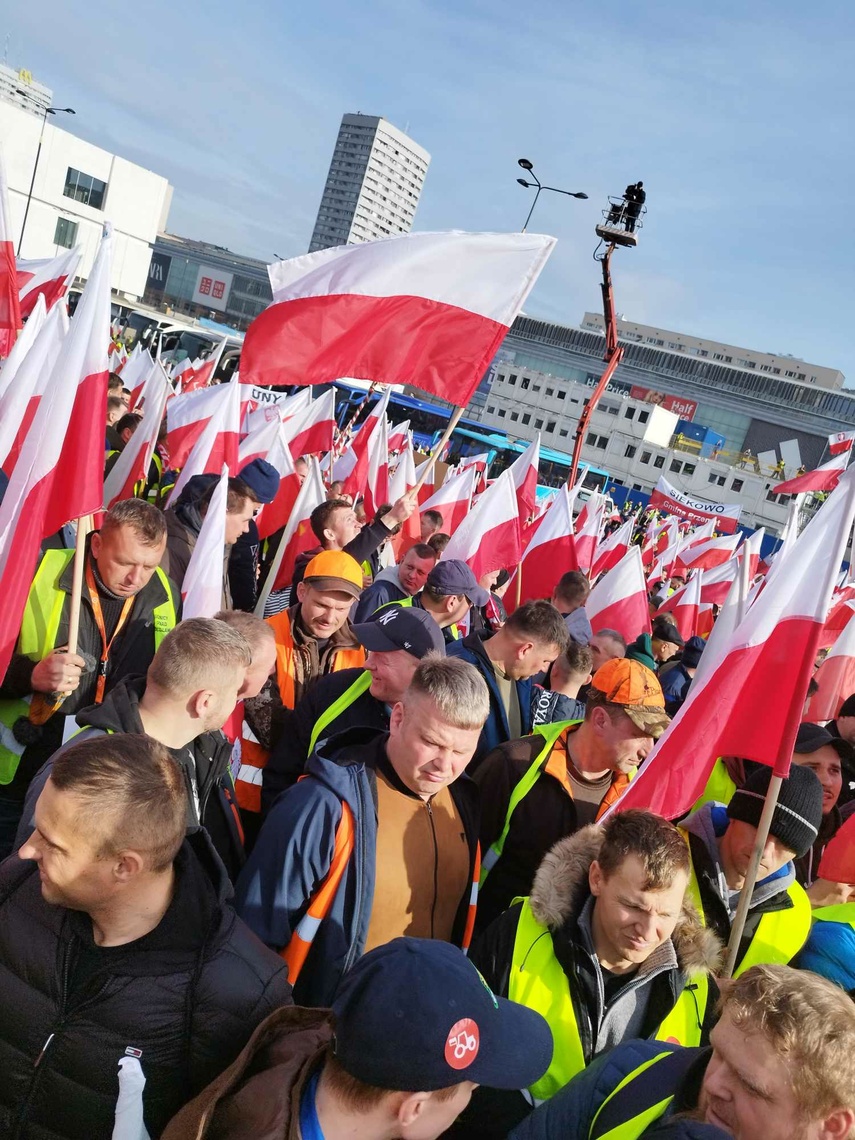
0;62;52;117
309;113;430;252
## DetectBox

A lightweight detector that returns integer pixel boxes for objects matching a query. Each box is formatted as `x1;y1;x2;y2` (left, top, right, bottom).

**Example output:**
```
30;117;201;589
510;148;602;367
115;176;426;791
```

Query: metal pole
17;105;50;257
521;186;542;234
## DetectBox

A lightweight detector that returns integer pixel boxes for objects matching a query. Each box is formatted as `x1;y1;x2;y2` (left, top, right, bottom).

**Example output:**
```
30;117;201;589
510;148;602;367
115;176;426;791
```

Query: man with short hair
244;550;367;761
15;617;254;879
510;964;855;1140
237;657;490;1006
532;641;594;726
552;570;592;646
0;499;180;856
589;628;627;673
474;658;669;930
448;600;570;765
467;811;722;1133
374;559;490;644
0;734;291;1139
163;938;553;1140
261;607;446;811
680;764;824;974
354;543;438;621
421;508;445;542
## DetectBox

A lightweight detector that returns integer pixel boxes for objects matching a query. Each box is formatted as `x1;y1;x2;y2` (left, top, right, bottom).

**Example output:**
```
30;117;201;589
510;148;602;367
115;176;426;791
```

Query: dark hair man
532;640;594;726
353;543;438;622
448;600;570;765
236;658;490;1006
373;559;490;645
466;811;721;1133
509;965;855;1140
0;499;179;857
474;658;670;930
680;764;824;974
421;508;445;541
589;628;627;673
261;607;446;811
163;938;553;1140
552;570;592;646
227;458;283;612
0;734;290;1139
428;531;452;555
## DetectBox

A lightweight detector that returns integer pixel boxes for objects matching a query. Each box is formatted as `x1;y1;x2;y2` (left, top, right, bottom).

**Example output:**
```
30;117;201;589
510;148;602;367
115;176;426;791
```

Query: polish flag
656;571;702;641
587;545;652;644
122;346;153;411
807;610;855;722
776;452;850;496
364;411;390;518
266;458;328;595
103;363;172;508
592;517;634;580
166;383;236;469
0;230;111;675
676;532;742;573
170;356;195;386
340;388;392;499
509;485;576;611
281;387;336;459
819;587;855;651
0;296;59;475
742;527;765;580
167;379;241;505
240;231;555;402
507;435;540;522
180;339;227;393
641;517;668;568
574;492;606;576
421;465;478;534
442;468;521;580
109;342;128;374
606;466;855;822
679;517;717;551
415;458;437;505
182;466;229;619
17;247;81;320
457;452;491;494
388;419;410;453
828;431;855;457
389;435;417;502
240;386;312;437
254;431;301;542
0;144;22;358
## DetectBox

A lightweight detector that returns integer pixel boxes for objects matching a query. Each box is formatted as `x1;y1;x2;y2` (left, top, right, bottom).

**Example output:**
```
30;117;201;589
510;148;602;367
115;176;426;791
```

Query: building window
607;405;619;415
654;455;665;468
708;473;726;487
559;428;569;437
546;420;556;433
640;450;652;464
731;478;744;492
625;407;636;420
520;377;530;390
557;389;566;400
670;459;682;473
532;385;541;393
486;405;495;414
625;444;637;459
683;463;696;475
64;167;108;210
546;387;554;397
508;374;517;385
54;217;78;248
638;410;650;424
534;418;543;429
498;408;506;417
596;435;608;450
510;411;519;421
586;432;598;446
521;413;531;425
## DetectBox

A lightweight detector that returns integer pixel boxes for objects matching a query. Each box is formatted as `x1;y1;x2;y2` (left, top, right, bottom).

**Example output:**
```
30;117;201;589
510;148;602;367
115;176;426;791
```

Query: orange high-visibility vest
267;609;366;710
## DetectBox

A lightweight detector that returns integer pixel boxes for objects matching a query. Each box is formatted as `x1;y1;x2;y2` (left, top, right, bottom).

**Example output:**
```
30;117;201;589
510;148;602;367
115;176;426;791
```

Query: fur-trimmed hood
529;824;722;977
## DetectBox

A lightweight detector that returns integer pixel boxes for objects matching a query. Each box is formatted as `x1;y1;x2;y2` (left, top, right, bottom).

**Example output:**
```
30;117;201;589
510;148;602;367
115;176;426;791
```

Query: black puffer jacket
0;830;291;1140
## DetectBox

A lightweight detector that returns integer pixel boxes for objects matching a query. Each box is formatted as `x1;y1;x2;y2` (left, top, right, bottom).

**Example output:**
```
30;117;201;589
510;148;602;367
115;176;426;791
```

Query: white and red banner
592;517;634;580
657;571;702;641
167;379;241;505
586;545;652;644
648;476;742;534
507;435;540;523
675;532;742;574
182;465;229;619
266;458;327;595
775;452;850;496
0;298;63;477
828;431;855;457
103;363;172;508
280;388;336;460
240;231;555;403
442;468;521;581
808;610;855;722
421;465;478;534
510;485;576;611
17;247;81;319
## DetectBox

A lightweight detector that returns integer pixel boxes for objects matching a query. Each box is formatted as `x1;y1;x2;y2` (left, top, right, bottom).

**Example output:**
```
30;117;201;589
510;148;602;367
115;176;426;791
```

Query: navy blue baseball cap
427;560;490;607
331;938;553;1091
238;458;279;503
354;606;445;658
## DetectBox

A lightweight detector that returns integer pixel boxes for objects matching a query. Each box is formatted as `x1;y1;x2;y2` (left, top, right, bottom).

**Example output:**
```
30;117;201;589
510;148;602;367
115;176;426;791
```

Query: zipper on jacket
425;799;439;940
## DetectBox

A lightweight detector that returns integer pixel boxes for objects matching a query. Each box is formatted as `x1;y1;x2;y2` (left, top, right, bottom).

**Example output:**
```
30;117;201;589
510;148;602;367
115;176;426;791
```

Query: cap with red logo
331;938;553;1092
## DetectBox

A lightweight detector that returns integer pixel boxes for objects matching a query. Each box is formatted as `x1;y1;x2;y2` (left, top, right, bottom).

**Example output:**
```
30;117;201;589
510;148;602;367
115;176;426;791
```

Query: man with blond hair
15;618;253;879
237;657;490;1006
0;734;290;1139
510;963;855;1140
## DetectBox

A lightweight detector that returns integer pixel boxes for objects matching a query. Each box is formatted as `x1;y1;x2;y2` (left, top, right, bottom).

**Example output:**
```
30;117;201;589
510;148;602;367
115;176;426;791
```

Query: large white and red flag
587;545;652;644
389;435;417;502
676;532;742;574
457;452;491;494
123;347;158;412
0;143;22;358
166;382;237;469
657;570;702;641
592;517;634;580
264;458;328;596
507;435;540;522
420;465;478;534
510;484;576;611
167;379;241;505
17;247;82;319
0;296;58;474
339;388;391;498
182;466;229;619
363;410;390;518
828;431;855;457
442;468;521;580
775;452;850;496
279;387;336;460
240;231;555;401
0;229;111;675
180;338;227;393
807;610;855;722
607;465;855;821
388;419;410;453
103;363;172;508
819;588;855;651
573;492;606;576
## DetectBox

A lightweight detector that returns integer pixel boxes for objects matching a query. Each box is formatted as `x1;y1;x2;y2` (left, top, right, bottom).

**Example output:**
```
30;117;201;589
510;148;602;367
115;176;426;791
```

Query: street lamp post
15;91;76;257
516;158;588;232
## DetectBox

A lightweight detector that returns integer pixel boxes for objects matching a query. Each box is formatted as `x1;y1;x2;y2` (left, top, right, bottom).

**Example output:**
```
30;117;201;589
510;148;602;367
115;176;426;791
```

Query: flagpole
66;515;92;657
255;530;288;617
413;406;466;493
736;542;752;625
722;773;783;978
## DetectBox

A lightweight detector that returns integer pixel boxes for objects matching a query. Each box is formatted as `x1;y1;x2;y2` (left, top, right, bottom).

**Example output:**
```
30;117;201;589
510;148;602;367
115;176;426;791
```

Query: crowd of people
0;373;853;1140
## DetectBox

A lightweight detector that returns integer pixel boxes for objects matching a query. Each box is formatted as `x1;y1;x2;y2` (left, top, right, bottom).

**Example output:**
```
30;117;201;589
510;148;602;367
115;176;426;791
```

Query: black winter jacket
261;667;388;815
0;831;291;1140
15;676;246;883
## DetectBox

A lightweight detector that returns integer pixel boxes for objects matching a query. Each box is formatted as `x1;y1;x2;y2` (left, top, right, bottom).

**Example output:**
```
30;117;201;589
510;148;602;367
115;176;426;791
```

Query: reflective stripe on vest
234;718;267;814
282;799;355;983
691;758;737;815
308;670;372;756
588;1048;695;1140
681;829;811;976
462;843;481;955
508;898;709;1102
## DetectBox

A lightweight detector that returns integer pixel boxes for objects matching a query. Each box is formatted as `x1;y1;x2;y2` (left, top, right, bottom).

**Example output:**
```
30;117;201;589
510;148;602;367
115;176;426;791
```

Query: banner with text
630;386;698;420
648;475;741;533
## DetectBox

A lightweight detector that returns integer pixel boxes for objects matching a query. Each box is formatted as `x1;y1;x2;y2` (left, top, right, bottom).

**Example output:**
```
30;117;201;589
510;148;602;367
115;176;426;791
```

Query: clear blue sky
7;0;855;380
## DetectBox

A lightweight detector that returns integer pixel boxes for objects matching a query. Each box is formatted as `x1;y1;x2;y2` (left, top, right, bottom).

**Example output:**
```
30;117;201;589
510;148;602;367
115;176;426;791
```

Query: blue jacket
447;631;534;765
659;663;693;715
235;726;479;1007
794;905;855;992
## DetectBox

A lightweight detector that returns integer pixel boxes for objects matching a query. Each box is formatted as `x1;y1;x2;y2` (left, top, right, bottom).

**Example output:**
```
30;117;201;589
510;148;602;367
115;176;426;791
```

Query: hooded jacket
463;827;721;1138
162;1006;332;1140
0;830;291;1140
626;633;657;672
447;631;534;765
235;726;480;1008
14;676;246;882
680;803;807;970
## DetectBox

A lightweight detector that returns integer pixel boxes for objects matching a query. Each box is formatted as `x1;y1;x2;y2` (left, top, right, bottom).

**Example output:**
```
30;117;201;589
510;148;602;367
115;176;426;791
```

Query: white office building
309;113;430;252
1;85;173;300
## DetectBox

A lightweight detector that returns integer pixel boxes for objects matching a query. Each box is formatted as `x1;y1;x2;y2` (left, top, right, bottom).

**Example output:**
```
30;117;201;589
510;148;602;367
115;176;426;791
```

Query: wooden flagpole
413;406;466;494
66;515;93;658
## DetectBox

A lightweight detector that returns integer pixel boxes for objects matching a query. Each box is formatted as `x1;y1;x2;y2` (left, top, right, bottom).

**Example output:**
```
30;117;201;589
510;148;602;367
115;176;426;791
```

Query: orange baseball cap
590;657;669;736
303;550;363;600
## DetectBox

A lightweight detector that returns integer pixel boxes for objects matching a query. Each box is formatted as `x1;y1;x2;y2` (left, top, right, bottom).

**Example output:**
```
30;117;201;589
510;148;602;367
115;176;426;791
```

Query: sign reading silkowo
648;476;742;534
